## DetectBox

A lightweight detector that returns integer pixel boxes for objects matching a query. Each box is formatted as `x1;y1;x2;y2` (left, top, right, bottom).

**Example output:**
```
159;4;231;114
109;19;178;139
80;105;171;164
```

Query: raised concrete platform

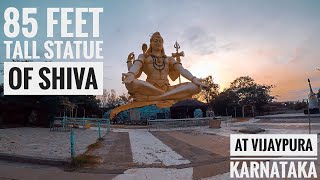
147;117;212;130
256;113;320;119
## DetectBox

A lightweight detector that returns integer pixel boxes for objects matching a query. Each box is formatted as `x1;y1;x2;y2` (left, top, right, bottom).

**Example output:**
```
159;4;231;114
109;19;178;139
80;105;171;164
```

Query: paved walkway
80;129;230;179
129;130;190;166
152;131;229;179
86;132;133;171
2;117;320;179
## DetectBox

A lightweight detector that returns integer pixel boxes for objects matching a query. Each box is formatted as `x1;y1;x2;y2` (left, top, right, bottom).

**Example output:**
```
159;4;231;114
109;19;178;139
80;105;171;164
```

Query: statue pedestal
107;104;170;124
110;100;175;119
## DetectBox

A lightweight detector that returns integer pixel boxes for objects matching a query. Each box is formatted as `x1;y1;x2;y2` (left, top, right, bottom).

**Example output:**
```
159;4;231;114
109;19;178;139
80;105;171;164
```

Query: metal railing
147;117;212;131
215;116;233;126
50;116;110;133
49;117;111;158
147;116;234;130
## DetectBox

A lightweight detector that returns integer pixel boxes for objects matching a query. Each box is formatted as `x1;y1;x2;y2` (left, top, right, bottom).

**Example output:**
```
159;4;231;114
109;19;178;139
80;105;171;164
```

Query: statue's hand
192;78;208;88
122;73;135;84
127;52;135;62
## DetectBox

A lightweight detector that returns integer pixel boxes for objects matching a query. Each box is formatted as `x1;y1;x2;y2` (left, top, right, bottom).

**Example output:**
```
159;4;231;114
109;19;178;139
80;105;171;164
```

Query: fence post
107;119;110;133
63;116;66;129
70;128;75;158
63;116;68;131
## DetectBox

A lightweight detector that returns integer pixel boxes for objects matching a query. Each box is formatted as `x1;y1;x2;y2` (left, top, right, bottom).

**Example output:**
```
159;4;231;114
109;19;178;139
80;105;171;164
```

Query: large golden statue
110;32;207;119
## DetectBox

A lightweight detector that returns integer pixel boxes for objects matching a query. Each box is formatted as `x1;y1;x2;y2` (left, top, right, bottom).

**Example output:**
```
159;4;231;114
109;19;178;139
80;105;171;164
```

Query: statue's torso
142;56;170;81
139;55;173;91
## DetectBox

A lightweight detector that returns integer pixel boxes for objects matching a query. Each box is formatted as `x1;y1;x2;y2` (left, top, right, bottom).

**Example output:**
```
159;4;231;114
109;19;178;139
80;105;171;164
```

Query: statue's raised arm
122;53;144;84
170;57;207;88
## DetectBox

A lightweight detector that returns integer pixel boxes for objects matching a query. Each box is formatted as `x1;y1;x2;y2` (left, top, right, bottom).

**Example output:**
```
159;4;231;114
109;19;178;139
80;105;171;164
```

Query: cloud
179;26;238;57
181;42;320;102
181;26;216;55
218;42;237;52
248;47;320;101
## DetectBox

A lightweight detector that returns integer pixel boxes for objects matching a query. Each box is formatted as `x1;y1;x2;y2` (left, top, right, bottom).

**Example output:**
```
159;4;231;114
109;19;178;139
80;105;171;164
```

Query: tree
294;101;307;110
193;75;219;103
108;89;119;108
317;89;320;100
98;89;109;108
118;92;131;105
97;89;117;108
97;89;130;110
67;95;101;116
210;76;275;116
229;76;255;91
229;76;275;111
210;89;239;116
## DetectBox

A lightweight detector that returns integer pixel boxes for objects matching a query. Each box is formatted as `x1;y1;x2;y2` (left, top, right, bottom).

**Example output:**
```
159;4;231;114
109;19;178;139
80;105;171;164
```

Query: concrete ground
0;128;101;160
0;160;116;180
1;115;320;179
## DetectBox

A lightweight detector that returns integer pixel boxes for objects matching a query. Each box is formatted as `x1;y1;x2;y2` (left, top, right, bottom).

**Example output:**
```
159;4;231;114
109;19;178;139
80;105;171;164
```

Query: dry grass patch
71;154;101;167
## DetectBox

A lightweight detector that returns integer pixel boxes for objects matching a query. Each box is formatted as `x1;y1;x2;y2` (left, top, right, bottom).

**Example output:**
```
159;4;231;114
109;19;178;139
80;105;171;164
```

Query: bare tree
97;89;131;109
118;93;131;105
97;89;109;108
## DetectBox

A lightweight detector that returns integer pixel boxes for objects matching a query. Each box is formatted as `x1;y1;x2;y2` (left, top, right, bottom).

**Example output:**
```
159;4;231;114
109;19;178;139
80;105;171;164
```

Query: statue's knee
125;79;139;91
189;83;201;94
194;84;201;94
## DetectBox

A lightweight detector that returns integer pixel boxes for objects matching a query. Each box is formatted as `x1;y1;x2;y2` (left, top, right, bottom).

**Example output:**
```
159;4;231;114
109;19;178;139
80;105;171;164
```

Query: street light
302;98;311;134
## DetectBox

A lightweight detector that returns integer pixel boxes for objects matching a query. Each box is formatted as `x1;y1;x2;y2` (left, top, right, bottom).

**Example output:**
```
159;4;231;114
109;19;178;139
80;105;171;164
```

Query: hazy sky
1;0;320;101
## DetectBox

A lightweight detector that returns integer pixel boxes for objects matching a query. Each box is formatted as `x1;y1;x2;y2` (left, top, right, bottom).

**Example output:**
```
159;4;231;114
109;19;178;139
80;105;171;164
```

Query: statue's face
151;36;163;51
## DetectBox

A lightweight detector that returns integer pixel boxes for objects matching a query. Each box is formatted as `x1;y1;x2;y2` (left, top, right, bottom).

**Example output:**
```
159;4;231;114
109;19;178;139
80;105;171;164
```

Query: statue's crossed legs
125;79;201;102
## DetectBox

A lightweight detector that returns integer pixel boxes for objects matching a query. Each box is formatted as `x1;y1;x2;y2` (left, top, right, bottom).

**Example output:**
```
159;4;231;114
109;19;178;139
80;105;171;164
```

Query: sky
1;0;320;101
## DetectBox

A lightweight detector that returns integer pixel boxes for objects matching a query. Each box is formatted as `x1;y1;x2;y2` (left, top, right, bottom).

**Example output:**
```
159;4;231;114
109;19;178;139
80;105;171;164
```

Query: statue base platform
109;100;174;120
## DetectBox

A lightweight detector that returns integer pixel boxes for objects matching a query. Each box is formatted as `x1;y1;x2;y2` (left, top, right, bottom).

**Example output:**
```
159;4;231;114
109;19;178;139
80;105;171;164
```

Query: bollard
63;116;66;129
64;116;68;131
70;128;75;158
98;121;101;138
107;119;110;133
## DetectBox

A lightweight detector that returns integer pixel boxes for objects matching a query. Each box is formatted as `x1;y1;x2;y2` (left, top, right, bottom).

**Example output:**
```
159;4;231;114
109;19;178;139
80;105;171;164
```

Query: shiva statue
110;32;206;119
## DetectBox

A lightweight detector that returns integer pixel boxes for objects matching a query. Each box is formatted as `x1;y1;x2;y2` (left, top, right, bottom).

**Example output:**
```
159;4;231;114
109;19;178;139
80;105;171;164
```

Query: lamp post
242;105;245;118
251;105;255;118
303;98;311;134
